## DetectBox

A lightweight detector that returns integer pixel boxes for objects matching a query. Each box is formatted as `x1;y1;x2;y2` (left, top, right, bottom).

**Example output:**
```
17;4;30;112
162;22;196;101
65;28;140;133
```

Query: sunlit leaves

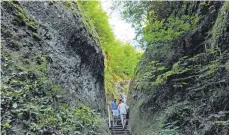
80;1;142;96
143;15;198;42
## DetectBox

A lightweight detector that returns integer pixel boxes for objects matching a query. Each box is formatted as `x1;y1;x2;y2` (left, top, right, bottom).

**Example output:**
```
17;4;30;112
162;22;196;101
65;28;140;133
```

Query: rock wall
2;1;105;112
1;1;107;134
129;1;229;135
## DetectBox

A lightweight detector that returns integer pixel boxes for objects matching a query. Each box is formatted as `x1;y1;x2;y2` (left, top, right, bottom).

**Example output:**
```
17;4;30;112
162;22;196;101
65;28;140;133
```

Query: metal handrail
108;104;111;128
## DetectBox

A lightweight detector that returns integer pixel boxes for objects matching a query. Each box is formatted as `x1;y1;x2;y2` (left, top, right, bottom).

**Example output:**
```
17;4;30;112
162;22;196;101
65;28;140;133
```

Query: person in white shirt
118;99;129;129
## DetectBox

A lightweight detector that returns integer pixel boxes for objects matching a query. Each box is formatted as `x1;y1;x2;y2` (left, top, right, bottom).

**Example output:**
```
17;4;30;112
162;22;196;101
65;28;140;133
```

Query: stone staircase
110;119;131;135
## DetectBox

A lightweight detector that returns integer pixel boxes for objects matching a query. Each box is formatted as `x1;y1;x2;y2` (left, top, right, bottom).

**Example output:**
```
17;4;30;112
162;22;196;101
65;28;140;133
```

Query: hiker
118;98;122;105
118;99;129;129
111;99;119;126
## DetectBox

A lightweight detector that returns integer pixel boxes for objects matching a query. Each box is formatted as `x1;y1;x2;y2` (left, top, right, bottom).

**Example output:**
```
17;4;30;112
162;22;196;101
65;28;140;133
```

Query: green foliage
63;1;75;10
1;52;107;134
124;1;229;135
118;1;149;29
160;129;179;135
200;1;211;7
215;121;229;126
7;1;39;30
144;15;198;42
211;1;229;50
116;1;199;48
76;1;100;40
2;122;12;130
32;32;41;41
78;1;142;97
78;1;114;43
37;104;104;134
112;1;151;48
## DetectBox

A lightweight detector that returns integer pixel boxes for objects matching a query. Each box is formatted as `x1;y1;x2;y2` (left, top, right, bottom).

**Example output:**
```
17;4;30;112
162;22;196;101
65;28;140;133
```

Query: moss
181;56;189;59
225;61;229;71
157;66;166;71
206;62;220;75
1;2;109;130
1;122;12;129
63;1;99;41
2;29;13;37
215;121;229;126
8;41;23;50
73;12;78;17
200;2;208;7
7;1;39;30
32;32;41;41
16;55;47;74
63;1;74;10
16;12;38;29
152;60;192;87
37;103;109;134
75;1;100;40
181;82;188;86
144;15;199;42
211;1;229;49
172;62;180;71
16;41;23;47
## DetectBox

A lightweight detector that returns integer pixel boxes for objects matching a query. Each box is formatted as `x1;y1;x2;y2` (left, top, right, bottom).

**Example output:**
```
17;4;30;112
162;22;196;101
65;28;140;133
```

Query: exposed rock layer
129;1;229;135
1;1;106;134
2;1;105;112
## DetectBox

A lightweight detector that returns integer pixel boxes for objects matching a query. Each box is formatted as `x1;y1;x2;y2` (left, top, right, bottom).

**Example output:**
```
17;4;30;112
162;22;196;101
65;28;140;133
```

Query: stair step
112;130;129;132
112;133;131;135
110;119;131;134
111;131;130;134
111;126;130;129
111;132;130;134
112;131;129;133
111;126;129;128
111;129;130;131
112;133;131;134
111;125;129;128
110;119;129;122
111;129;127;131
111;123;129;125
111;128;130;130
111;127;130;129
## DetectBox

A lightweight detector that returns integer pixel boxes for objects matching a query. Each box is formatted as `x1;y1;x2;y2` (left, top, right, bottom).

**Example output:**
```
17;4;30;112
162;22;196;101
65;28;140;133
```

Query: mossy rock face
1;1;108;135
225;61;229;71
6;41;23;51
5;1;39;31
211;2;229;51
129;1;229;135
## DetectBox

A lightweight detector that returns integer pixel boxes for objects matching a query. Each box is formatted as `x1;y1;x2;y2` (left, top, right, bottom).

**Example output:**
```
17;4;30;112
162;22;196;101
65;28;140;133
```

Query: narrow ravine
121;1;229;135
1;1;229;135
